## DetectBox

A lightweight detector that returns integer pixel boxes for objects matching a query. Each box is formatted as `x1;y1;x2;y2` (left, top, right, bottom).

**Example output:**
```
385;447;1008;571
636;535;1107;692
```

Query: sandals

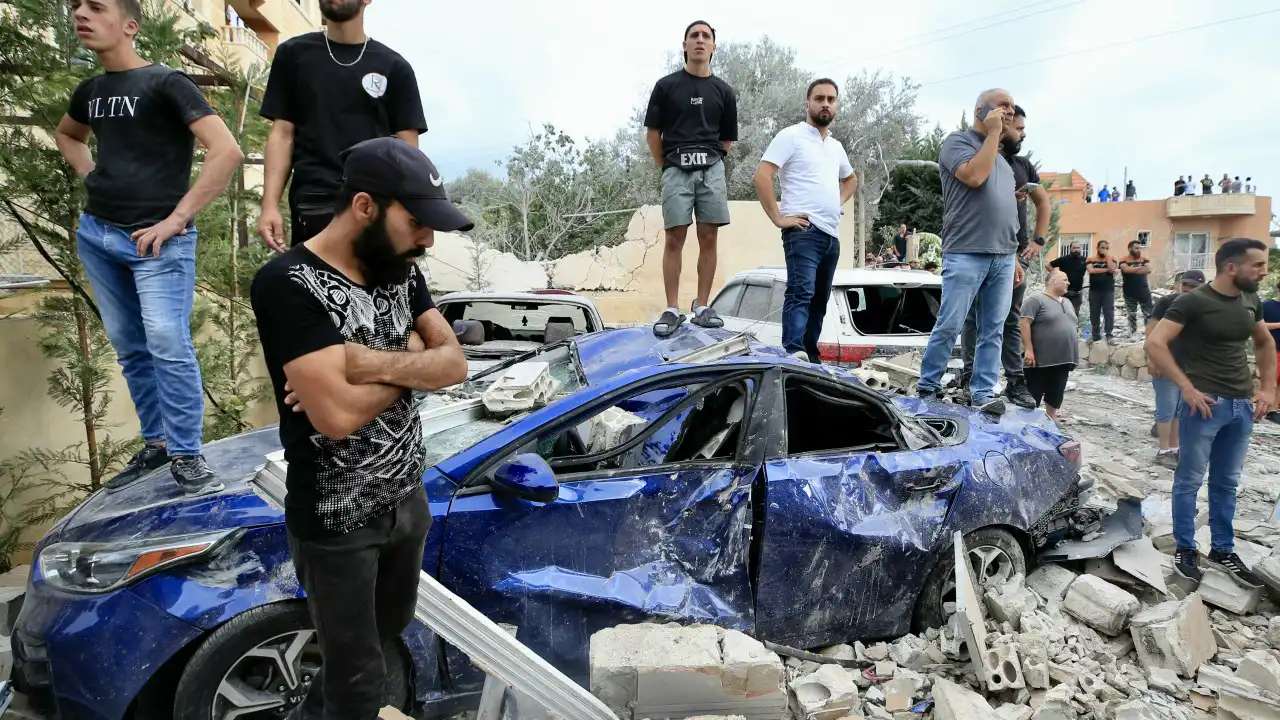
690;303;723;329
653;309;685;338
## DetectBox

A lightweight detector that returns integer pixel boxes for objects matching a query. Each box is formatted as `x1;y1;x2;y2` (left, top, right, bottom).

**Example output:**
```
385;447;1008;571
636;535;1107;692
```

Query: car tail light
1058;439;1082;470
816;343;876;367
528;289;576;296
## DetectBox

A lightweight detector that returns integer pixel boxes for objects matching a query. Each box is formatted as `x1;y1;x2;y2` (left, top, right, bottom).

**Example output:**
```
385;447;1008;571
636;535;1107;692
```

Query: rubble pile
590;495;1280;720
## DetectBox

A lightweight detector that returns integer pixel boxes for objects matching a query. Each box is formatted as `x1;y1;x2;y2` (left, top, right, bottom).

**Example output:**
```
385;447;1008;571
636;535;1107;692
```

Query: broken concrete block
789;664;859;720
0;634;10;684
888;635;926;668
590;623;721;717
883;677;914;713
953;532;993;686
1269;617;1280;650
481;361;561;413
585;407;647;454
721;630;785;696
864;643;890;662
816;644;855;663
1237;650;1280;696
1112;700;1160;720
874;660;897;679
1198;568;1264;615
1063;575;1141;636
1027;564;1078;604
1018;634;1050;690
1030;684;1075;720
931;677;994;720
984;644;1026;692
1147;667;1185;697
1218;686;1280;720
1253;556;1280;598
986;579;1038;631
1111;537;1169;596
1128;593;1216;678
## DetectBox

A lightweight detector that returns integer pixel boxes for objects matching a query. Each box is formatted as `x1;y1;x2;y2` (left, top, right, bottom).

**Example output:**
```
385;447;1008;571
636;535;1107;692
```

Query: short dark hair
1128;240;1141;249
807;78;839;99
332;184;392;218
115;0;142;23
1013;104;1026;118
1214;237;1268;273
684;20;715;40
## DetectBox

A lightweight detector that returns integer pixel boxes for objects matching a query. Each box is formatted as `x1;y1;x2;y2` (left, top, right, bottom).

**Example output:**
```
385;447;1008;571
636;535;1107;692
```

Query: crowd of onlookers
1081;175;1259;203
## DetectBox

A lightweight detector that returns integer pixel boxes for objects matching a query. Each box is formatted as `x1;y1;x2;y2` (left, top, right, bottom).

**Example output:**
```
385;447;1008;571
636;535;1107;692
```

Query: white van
709;266;956;367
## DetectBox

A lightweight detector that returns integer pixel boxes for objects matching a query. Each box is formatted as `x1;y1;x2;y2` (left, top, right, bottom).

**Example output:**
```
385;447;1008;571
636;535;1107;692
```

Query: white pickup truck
436;289;605;376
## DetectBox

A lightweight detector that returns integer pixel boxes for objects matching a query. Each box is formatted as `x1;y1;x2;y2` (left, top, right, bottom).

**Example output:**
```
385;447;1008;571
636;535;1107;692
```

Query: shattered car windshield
463;341;585;396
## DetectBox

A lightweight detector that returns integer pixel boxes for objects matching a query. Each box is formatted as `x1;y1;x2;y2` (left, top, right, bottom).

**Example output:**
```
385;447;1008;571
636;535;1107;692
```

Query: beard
320;0;362;23
1234;275;1261;293
809;109;833;127
354;212;423;287
1001;137;1022;155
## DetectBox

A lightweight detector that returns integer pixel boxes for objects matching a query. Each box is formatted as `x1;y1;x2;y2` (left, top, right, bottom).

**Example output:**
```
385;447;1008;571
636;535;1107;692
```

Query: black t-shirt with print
643;69;738;170
1119;255;1151;297
67;64;215;228
250;246;435;540
1201;177;1214;193
1163;284;1263;398
1049;254;1088;293
260;32;427;214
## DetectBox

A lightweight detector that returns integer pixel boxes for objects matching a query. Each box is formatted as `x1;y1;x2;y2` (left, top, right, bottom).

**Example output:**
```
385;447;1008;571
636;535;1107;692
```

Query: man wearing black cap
644;19;738;337
249;136;469;720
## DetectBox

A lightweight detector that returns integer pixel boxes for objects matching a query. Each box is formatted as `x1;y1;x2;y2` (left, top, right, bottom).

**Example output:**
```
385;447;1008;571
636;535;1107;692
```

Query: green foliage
874;126;946;245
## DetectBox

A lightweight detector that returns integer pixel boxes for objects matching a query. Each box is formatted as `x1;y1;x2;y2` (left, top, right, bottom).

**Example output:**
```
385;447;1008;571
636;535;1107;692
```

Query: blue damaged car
9;325;1104;720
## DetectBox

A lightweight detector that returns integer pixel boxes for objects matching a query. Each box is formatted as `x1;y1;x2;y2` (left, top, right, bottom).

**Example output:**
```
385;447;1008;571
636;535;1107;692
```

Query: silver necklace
325;30;368;67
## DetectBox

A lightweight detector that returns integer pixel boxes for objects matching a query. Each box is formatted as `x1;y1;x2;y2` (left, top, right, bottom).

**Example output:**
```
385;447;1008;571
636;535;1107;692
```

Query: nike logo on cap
429;173;443;187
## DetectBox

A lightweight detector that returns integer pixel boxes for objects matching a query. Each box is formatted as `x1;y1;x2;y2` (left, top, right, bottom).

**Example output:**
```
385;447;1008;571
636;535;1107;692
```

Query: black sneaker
972;397;1006;415
916;387;942;400
653;309;684;338
1174;548;1202;587
1004;376;1036;409
1207;550;1264;588
171;456;224;496
689;303;723;329
105;443;171;492
1266;412;1280;426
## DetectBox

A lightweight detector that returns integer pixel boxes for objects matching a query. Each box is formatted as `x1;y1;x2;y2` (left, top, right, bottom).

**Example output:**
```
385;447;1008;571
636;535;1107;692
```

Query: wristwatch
1033;235;1046;246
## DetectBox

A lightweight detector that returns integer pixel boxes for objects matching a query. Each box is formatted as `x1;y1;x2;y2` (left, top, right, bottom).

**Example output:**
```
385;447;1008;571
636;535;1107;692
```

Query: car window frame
735;280;774;322
460;368;765;493
774;369;908;458
710;281;746;317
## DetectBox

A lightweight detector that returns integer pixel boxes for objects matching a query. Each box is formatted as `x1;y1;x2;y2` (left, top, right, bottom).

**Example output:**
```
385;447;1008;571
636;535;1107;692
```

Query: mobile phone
976;104;995;121
1018;182;1039;194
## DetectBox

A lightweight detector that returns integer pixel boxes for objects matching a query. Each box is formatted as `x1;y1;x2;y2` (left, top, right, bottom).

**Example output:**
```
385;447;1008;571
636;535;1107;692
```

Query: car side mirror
492;453;560;503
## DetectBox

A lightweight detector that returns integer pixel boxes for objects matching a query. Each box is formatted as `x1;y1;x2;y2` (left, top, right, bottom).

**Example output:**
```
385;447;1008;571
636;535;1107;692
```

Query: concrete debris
788;664;859;720
930;677;994;719
1063;575;1141;636
1027;564;1078;604
1128;593;1216;677
882;677;915;712
1018;634;1051;689
1110;537;1170;596
865;643;891;662
985;576;1038;630
1198;568;1265;615
1112;699;1162;720
1237;649;1280;696
1029;684;1075;720
481;361;561;413
982;644;1026;692
888;635;927;669
1269;618;1280;650
995;705;1034;720
584;407;648;454
1147;666;1187;698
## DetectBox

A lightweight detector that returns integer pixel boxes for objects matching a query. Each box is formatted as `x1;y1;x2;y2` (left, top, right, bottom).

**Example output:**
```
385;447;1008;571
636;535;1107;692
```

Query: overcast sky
366;0;1279;209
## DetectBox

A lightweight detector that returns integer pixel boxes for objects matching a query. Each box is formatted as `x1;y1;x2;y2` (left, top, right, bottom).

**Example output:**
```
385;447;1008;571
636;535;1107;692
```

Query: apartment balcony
220;24;269;69
1165;193;1257;219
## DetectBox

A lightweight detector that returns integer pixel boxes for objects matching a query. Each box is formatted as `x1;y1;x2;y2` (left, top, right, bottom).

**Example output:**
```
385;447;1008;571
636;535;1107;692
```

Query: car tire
170;601;411;720
910;527;1026;634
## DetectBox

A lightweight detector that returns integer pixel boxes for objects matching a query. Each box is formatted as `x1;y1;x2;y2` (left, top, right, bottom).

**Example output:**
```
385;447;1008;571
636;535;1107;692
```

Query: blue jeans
1172;395;1254;553
1152;376;1182;423
781;227;840;360
76;213;204;457
918;252;1014;403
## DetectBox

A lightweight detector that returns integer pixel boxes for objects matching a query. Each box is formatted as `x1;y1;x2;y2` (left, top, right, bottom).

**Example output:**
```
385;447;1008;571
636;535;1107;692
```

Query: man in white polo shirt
753;78;858;362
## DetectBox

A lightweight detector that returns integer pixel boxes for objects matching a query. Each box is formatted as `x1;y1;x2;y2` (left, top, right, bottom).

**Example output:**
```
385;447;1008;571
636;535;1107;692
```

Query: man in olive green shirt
1146;238;1277;591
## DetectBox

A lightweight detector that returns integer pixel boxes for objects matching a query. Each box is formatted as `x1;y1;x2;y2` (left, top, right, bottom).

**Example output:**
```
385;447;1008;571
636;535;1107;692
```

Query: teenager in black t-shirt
1048;240;1088;315
56;0;242;494
250;138;471;720
1119;240;1154;334
258;0;427;252
1085;240;1118;343
644;20;739;337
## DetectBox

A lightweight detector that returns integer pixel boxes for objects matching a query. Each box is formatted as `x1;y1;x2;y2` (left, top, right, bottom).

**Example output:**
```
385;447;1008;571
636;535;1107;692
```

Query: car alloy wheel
212;629;320;720
938;543;1019;610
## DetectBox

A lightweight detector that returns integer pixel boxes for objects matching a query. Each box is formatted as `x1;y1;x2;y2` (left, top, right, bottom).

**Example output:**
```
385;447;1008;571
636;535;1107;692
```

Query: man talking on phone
958;104;1050;409
916;89;1020;415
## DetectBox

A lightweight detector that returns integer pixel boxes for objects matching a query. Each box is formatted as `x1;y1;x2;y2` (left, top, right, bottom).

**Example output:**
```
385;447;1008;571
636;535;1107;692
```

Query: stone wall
1078;340;1261;390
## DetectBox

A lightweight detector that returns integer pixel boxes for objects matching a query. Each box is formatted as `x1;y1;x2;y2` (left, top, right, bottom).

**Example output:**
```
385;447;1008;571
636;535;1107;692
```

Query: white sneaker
792;350;810;362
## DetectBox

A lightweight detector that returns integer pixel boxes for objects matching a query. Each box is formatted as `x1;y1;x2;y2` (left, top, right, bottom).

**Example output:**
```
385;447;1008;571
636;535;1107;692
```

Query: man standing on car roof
754;78;858;363
1146;238;1275;592
56;0;242;495
250;138;470;720
915;89;1021;415
257;0;427;252
958;104;1050;409
644;20;739;338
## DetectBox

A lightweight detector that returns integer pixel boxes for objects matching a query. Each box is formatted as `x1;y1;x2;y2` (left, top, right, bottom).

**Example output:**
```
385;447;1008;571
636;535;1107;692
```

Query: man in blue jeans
1146;238;1276;590
54;0;242;492
753;78;857;361
916;89;1021;414
1145;270;1204;468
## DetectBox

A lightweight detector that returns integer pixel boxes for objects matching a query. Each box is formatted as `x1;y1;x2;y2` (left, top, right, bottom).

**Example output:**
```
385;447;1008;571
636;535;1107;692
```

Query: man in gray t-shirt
916;88;1021;414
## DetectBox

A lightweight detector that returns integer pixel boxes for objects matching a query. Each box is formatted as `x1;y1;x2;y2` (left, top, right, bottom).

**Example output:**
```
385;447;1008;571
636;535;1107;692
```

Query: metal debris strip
665;333;753;364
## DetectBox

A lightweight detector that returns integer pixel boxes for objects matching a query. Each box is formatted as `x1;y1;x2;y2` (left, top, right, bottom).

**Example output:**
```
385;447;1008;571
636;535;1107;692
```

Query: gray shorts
661;160;731;230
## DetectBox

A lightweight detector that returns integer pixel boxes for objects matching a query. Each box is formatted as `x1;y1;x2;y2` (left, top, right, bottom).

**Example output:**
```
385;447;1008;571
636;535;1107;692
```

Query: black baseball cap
338;137;474;232
1179;270;1205;286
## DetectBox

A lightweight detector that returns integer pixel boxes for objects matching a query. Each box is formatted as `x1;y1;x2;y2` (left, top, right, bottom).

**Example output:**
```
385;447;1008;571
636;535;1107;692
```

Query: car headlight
37;530;236;594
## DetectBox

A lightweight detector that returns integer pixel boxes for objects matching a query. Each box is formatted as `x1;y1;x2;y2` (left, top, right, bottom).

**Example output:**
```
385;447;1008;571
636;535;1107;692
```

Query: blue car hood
54;426;285;545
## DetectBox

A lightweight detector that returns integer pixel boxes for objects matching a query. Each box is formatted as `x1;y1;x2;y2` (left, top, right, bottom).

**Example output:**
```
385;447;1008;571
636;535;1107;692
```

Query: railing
220;24;268;65
1165;193;1257;218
